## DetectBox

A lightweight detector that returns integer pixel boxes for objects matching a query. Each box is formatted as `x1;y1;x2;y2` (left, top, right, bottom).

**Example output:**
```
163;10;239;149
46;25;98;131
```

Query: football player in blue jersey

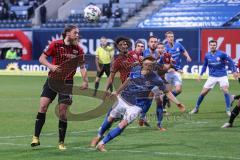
143;35;158;58
138;35;158;127
190;40;238;116
91;56;186;151
139;42;184;130
163;31;192;108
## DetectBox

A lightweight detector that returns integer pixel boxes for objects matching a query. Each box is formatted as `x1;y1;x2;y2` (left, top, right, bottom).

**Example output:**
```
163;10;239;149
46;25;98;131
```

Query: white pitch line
0;120;212;139
0;142;240;160
0;126;138;139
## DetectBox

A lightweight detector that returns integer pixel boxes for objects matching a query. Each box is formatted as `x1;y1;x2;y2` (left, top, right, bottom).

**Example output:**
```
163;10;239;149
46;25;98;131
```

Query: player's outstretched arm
225;54;238;80
105;72;116;92
115;78;130;95
197;55;208;82
183;50;192;62
165;91;186;112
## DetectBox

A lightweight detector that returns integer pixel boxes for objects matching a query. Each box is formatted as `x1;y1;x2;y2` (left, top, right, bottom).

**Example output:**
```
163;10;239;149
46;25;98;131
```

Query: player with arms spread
91;56;186;152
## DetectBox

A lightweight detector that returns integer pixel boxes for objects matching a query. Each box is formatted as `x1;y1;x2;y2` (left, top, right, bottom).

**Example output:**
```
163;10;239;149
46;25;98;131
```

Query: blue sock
140;112;146;120
101;107;112;127
138;99;152;119
195;94;205;109
224;93;231;111
102;126;123;144
98;111;112;137
156;104;163;128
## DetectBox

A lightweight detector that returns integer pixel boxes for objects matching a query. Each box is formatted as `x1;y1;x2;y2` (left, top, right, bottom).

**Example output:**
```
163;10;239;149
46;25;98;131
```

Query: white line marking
0;143;240;160
0;126;138;139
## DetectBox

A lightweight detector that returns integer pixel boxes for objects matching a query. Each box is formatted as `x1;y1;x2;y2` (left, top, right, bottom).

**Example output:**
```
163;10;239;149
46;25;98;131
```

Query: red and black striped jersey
128;50;143;62
43;39;84;80
111;53;136;83
238;58;240;69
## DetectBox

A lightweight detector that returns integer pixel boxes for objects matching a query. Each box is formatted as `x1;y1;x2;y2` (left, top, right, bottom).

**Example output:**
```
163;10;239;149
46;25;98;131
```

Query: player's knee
221;87;229;93
39;97;51;112
39;106;48;113
39;103;49;113
201;89;209;96
119;120;128;129
95;77;100;82
107;116;115;122
238;99;240;107
59;106;67;120
201;92;207;96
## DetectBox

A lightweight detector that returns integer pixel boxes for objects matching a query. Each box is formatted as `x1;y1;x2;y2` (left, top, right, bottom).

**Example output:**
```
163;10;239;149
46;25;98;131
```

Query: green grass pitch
0;75;240;160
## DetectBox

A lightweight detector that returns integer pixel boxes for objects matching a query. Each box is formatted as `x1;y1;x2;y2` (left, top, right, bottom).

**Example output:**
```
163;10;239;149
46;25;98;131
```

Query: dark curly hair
114;36;132;48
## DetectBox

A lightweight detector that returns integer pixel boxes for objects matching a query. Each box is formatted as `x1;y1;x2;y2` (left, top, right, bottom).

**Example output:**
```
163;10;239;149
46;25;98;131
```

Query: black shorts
40;79;73;105
97;63;111;78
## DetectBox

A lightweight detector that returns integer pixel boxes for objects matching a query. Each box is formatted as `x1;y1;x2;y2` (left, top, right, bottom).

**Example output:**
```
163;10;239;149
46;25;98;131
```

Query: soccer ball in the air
84;5;101;22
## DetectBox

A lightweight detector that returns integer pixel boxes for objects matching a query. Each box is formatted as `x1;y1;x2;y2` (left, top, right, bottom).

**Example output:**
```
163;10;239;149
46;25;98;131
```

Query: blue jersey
165;42;186;70
120;66;166;107
143;48;158;59
157;55;164;65
200;50;237;77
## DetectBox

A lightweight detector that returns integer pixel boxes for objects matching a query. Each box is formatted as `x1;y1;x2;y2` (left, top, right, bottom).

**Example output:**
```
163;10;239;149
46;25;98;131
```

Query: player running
91;56;186;151
30;25;88;150
230;58;240;106
222;58;240;128
190;40;238;116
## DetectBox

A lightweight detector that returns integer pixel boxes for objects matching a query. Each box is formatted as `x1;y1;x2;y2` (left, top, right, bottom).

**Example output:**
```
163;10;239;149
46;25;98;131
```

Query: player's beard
69;38;79;45
123;50;128;54
210;48;216;53
119;49;128;55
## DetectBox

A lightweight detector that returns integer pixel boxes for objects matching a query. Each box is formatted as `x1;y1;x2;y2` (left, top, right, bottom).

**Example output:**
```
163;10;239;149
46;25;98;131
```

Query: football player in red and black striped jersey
31;25;88;150
105;36;136;90
222;57;240;128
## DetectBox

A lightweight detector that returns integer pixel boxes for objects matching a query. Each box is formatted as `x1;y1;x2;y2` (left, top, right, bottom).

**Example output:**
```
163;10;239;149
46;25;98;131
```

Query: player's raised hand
50;65;61;73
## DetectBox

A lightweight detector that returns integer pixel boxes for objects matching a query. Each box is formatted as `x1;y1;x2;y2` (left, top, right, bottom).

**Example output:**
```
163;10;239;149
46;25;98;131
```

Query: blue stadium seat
138;0;240;28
